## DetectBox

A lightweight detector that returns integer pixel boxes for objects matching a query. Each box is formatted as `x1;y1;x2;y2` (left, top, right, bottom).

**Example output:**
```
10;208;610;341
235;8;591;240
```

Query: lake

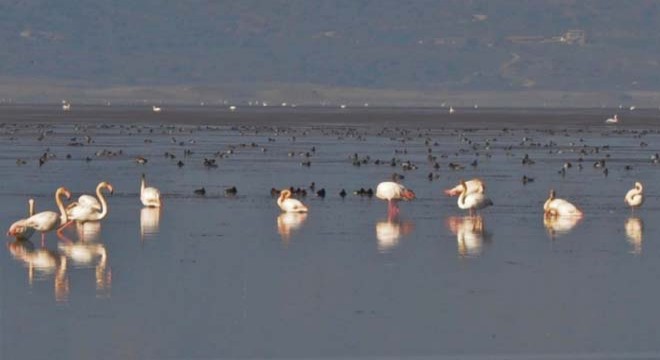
2;105;660;359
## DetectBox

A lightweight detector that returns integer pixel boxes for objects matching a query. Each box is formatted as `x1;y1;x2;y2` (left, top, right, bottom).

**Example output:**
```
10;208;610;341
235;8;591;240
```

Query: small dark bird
203;158;217;168
177;160;184;167
316;188;326;198
225;186;237;196
309;182;316;191
271;188;281;197
522;154;535;165
522;175;534;185
339;189;347;198
194;187;206;195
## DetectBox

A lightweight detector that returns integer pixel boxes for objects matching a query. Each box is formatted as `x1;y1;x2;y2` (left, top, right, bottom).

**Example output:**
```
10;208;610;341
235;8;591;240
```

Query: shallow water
2;106;660;359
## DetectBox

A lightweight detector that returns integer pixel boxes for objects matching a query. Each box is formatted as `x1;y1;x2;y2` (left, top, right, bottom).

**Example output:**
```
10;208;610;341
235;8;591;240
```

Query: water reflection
277;212;307;244
7;239;69;301
140;207;161;241
75;221;102;242
543;214;581;239
57;225;111;297
446;216;491;258
375;218;414;253
625;217;643;255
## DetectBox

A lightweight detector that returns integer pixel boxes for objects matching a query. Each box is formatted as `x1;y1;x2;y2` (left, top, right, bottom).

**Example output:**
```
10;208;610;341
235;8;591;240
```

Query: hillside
1;0;660;104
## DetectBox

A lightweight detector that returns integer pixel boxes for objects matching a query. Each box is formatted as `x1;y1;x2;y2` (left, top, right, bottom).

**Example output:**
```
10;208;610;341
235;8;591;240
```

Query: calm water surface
2;106;660;359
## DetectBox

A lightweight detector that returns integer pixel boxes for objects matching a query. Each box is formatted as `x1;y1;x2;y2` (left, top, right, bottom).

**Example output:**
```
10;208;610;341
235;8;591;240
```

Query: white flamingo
444;178;484;196
605;114;618;124
624;181;643;211
543;189;583;218
66;182;113;224
7;187;71;244
376;181;416;217
456;180;492;216
140;174;161;207
7;198;36;240
277;189;308;213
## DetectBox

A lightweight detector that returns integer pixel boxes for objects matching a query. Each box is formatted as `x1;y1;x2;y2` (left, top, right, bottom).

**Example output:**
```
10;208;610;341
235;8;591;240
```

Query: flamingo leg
41;232;46;247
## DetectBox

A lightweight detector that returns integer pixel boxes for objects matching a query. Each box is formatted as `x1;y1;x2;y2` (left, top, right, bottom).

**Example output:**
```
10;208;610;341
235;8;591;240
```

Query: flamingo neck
277;193;286;207
95;186;109;220
141;177;146;194
55;189;68;224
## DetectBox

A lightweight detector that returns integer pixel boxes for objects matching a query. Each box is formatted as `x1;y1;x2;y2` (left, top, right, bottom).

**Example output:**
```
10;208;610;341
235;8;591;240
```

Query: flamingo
605;114;618;124
376;181;416;217
66;181;113;224
444;178;484;196
140;173;161;207
456;179;492;216
7;187;71;245
624;181;643;211
543;189;583;218
7;198;37;240
277;189;308;213
70;181;114;213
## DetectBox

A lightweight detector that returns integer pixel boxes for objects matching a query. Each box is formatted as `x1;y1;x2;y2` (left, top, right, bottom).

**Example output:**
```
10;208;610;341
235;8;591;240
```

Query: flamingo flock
6;170;646;246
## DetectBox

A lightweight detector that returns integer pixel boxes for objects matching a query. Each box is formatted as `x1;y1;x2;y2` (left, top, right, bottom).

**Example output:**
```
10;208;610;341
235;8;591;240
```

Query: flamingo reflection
543;214;581;239
74;221;102;242
57;228;111;294
7;239;69;301
140;207;161;241
277;212;307;244
446;216;490;257
625;217;643;255
375;217;414;253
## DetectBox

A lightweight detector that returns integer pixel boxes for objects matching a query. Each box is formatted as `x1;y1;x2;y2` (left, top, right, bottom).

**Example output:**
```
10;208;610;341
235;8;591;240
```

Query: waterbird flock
4;113;657;248
6;170;645;245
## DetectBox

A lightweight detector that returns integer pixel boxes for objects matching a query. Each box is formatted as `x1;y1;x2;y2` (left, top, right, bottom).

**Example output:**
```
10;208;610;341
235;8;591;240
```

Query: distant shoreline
1;105;658;129
1;79;660;109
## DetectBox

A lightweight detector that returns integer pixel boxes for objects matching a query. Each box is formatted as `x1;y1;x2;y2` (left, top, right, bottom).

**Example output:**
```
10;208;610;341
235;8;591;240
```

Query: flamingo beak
404;189;416;200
